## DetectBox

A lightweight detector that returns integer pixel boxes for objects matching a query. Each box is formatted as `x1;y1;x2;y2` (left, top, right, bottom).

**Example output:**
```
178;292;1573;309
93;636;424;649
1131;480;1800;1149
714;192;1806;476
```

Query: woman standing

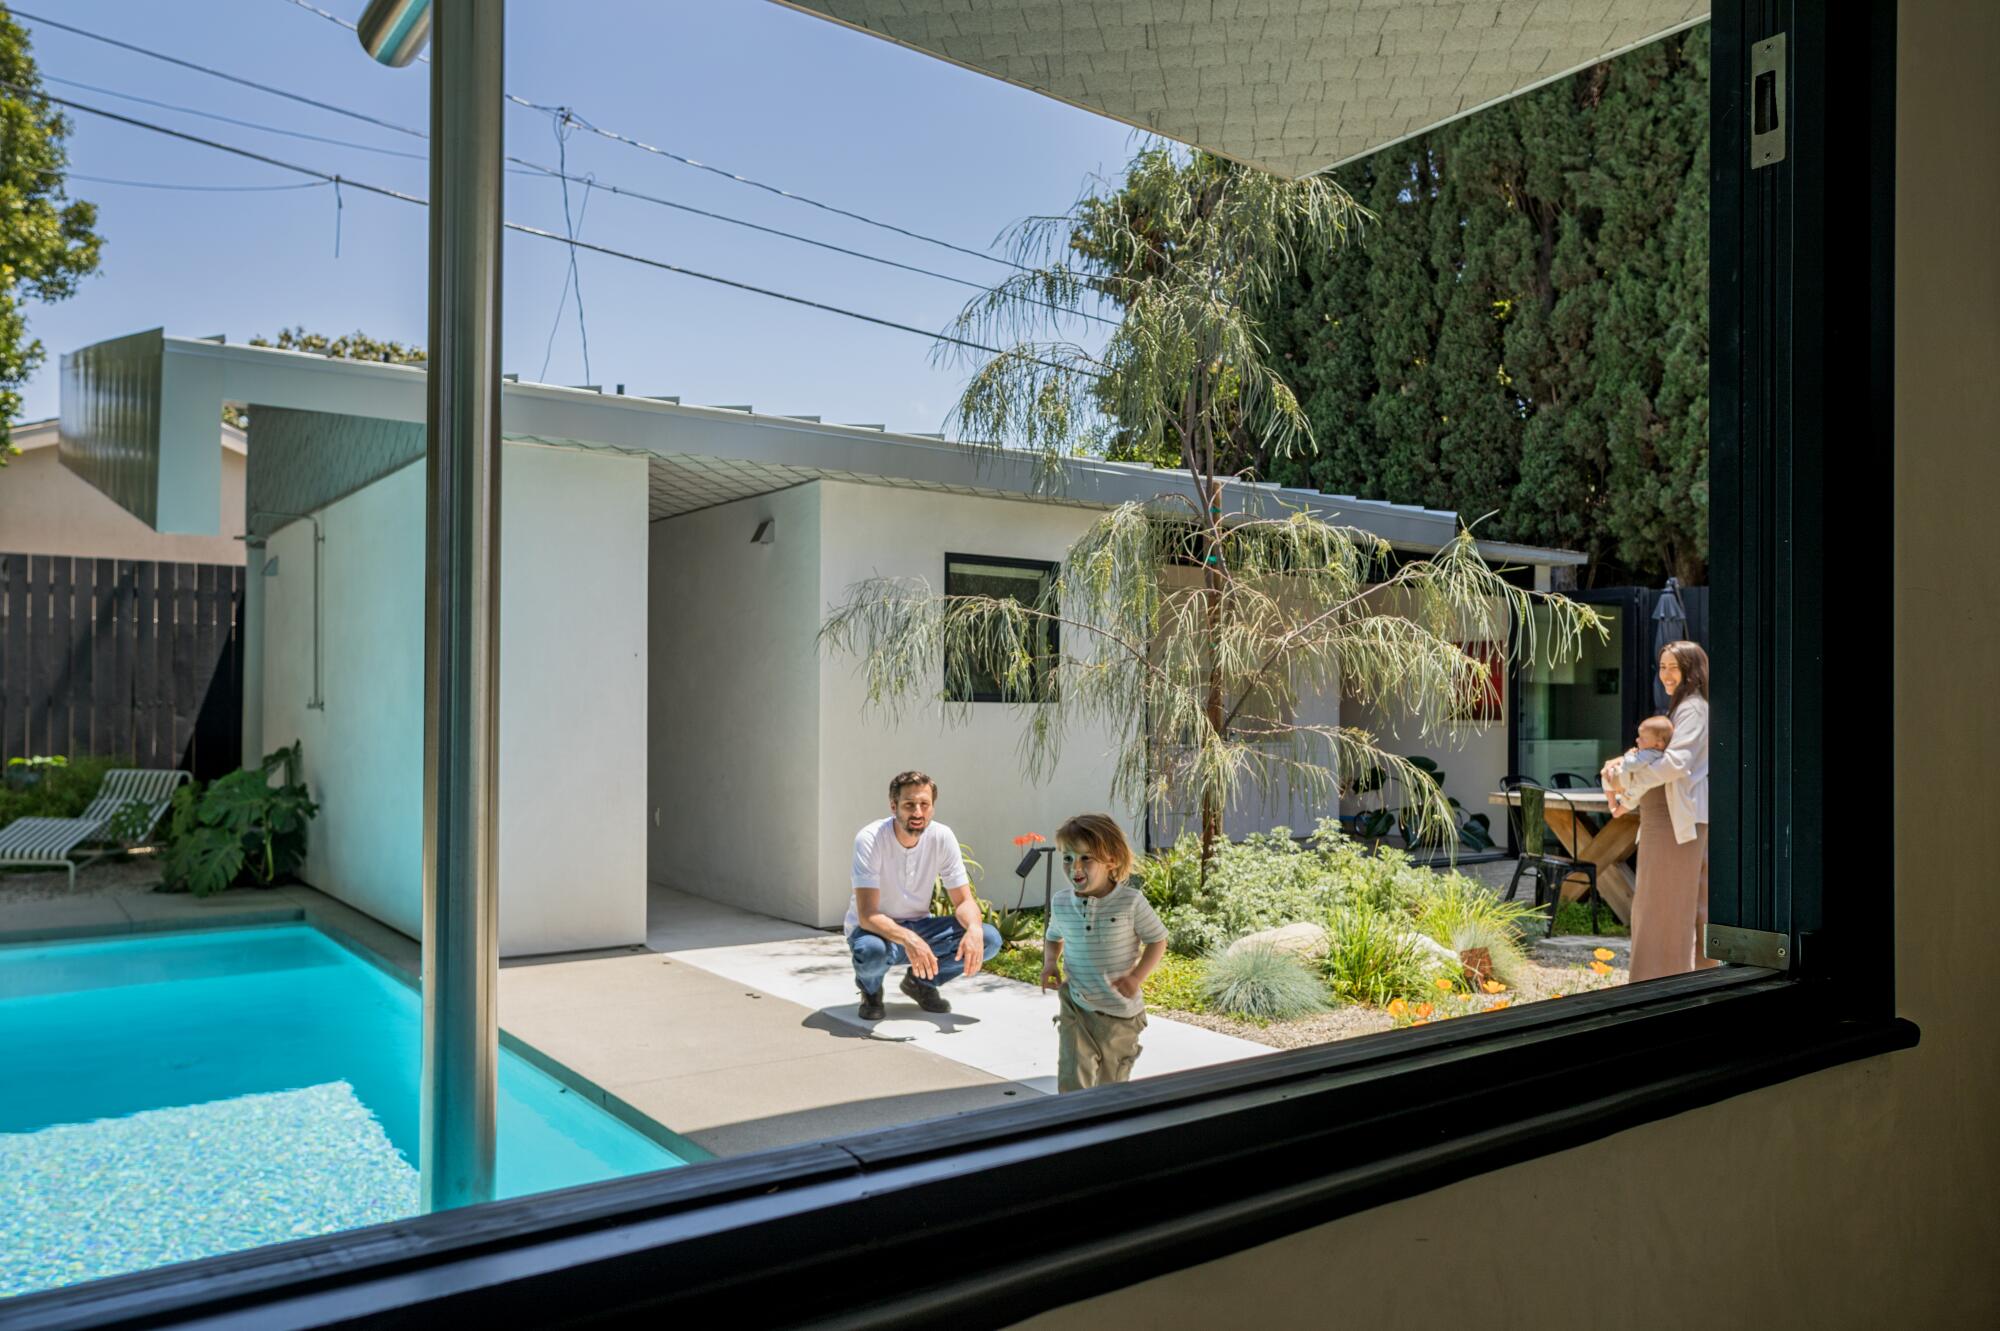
1604;641;1712;982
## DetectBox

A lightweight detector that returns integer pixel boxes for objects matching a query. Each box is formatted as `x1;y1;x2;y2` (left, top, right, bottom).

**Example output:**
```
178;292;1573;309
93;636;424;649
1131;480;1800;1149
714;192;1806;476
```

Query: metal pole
240;539;266;768
419;0;503;1213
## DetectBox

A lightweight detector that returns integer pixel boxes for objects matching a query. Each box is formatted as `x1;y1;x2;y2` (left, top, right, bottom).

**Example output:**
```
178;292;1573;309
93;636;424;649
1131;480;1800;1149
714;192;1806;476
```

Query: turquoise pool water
0;925;687;1297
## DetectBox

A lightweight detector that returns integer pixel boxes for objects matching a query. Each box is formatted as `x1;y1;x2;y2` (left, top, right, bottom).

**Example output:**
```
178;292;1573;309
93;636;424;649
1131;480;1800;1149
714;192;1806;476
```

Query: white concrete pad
649;886;1272;1093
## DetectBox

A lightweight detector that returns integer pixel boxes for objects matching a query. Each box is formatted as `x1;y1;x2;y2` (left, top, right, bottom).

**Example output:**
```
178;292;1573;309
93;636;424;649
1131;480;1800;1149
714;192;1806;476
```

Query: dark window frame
15;4;1912;1329
942;551;1061;704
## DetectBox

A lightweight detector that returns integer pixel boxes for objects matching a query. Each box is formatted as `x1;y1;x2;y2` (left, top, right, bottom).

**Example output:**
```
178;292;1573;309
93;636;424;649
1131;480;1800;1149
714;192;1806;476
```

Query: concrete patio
0;873;1269;1160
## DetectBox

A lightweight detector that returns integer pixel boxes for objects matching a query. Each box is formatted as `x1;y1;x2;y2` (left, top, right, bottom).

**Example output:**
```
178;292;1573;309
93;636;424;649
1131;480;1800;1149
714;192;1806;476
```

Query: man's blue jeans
850;916;1004;996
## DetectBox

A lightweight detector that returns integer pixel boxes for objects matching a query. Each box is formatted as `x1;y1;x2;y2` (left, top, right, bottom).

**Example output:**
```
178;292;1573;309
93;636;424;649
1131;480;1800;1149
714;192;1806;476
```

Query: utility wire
68;171;330;193
263;0;1066;278
25;84;1100;380
44;72;430;162
21;6;1115;324
539;113;594;382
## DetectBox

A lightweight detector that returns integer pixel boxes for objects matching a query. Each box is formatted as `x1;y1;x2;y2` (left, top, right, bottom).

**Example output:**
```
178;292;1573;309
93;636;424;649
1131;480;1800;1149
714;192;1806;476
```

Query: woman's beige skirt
1629;787;1710;982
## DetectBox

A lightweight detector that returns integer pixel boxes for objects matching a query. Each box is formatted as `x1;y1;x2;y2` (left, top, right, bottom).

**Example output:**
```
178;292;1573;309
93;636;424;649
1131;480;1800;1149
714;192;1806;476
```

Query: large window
12;4;1914;1328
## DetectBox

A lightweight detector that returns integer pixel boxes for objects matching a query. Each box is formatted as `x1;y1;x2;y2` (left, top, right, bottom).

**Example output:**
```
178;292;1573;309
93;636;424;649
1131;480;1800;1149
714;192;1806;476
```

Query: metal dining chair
1500;777;1604;936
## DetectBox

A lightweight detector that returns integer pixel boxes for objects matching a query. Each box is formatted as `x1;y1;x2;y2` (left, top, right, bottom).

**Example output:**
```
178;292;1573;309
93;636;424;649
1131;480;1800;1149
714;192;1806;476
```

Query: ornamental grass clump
1201;943;1329;1021
1320;906;1432;1007
1408;873;1540;989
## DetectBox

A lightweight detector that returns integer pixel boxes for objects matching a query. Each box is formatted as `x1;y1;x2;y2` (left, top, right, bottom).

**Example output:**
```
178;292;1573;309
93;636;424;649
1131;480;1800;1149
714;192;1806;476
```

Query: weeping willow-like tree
821;146;1603;869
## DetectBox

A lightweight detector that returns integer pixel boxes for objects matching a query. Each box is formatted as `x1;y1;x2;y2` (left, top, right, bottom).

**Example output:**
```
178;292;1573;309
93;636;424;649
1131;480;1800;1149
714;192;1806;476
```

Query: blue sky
18;0;1138;433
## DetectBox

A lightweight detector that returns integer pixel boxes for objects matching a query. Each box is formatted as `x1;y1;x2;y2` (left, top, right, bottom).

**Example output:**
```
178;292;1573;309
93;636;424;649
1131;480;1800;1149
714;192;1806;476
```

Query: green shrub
0;755;121;830
1202;943;1329;1020
1147;819;1437;956
1320;906;1432;1007
1552;899;1630;937
159;743;318;897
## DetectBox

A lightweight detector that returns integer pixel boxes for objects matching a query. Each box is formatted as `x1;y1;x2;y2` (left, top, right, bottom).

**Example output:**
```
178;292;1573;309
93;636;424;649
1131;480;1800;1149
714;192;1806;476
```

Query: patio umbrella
1651;578;1690;712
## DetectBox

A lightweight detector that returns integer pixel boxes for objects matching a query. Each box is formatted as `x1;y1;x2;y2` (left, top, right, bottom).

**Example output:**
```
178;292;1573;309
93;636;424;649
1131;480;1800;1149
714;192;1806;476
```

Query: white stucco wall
817;481;1134;923
259;441;649;957
648;484;823;922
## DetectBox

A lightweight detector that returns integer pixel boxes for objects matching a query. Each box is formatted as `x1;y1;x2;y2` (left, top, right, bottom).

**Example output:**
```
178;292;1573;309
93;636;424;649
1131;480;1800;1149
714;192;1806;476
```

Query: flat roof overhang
775;0;1708;179
58;331;1585;567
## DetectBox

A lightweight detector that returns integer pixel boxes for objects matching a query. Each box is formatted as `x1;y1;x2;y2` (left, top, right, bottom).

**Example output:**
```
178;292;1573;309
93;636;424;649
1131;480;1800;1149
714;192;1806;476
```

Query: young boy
1038;814;1168;1093
1606;715;1675;817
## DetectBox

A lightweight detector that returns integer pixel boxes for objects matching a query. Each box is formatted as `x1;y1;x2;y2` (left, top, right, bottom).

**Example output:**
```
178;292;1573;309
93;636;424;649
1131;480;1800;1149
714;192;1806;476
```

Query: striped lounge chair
0;768;191;890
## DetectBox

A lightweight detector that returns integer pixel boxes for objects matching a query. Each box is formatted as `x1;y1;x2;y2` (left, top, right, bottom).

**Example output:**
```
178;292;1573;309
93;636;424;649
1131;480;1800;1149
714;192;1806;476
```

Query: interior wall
648;483;823;923
817;482;1133;923
1014;3;2000;1326
260;442;650;956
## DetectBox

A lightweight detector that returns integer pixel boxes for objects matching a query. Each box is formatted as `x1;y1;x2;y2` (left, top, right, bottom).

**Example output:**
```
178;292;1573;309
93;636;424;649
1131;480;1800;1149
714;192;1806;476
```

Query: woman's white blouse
1617;695;1710;844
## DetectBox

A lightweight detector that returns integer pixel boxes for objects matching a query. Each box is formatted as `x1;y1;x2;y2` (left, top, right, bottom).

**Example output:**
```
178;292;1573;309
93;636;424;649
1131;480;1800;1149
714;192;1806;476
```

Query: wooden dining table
1487;787;1639;924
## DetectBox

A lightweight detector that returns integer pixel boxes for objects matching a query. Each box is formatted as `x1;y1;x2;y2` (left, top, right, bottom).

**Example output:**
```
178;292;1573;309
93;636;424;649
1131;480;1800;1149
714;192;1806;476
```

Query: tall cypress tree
1088;25;1712;586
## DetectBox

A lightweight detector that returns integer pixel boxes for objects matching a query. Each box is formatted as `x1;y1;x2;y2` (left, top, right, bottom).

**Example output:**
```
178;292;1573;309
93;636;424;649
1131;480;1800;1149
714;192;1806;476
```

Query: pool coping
0;889;714;1165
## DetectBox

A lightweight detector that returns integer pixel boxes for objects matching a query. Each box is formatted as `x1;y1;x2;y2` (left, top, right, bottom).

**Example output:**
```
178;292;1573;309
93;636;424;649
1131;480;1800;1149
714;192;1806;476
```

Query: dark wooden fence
0;553;245;780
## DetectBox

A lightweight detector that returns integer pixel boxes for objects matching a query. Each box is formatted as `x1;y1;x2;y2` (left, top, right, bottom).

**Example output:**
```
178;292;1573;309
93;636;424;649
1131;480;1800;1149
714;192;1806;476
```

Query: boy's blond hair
1055;813;1135;884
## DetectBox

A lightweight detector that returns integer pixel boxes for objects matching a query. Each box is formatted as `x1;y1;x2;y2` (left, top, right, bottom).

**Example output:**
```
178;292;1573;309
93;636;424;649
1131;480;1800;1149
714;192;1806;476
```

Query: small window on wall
943;554;1059;703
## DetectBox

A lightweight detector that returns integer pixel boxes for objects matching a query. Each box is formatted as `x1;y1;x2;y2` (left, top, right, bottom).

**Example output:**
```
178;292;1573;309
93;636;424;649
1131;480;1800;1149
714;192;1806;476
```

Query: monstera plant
159;743;319;897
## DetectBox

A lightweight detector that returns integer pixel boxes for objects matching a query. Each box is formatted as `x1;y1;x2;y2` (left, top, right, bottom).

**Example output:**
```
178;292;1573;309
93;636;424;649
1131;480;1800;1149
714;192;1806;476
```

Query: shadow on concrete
686;1081;1039;1157
803;1006;986;1042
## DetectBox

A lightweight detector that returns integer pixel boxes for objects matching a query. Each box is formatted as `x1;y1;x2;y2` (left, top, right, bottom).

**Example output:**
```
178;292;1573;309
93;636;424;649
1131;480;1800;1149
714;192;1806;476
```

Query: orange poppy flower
1415;1002;1434;1018
1481;980;1506;994
1589;960;1613;975
1593;947;1616;962
1488;1000;1510;1011
1409;1018;1430;1027
1387;998;1409;1017
1433;977;1454;992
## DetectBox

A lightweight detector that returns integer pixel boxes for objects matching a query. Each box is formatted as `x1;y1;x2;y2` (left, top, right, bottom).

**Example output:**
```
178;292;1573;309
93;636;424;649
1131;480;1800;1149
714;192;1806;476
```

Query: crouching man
845;770;1002;1022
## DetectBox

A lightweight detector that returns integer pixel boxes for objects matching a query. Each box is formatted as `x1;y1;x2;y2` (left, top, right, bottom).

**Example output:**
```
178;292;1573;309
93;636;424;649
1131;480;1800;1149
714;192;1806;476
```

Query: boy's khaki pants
1055;985;1146;1092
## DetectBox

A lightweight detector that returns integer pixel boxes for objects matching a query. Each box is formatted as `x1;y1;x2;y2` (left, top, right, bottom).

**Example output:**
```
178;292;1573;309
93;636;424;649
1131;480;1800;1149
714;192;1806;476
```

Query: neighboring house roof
777;1;1709;179
12;415;246;457
60;330;1585;567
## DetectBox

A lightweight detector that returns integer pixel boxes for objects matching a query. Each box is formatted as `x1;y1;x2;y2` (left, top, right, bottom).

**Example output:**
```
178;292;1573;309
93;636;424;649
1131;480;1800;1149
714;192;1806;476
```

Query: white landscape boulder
1226;922;1331;960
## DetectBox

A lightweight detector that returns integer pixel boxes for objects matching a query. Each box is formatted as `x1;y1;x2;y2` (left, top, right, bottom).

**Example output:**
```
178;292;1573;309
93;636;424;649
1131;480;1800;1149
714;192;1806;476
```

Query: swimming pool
0;924;689;1298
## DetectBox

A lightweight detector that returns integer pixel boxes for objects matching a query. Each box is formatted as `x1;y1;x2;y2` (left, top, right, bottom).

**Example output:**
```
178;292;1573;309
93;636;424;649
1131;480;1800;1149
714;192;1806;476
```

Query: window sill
17;968;1915;1331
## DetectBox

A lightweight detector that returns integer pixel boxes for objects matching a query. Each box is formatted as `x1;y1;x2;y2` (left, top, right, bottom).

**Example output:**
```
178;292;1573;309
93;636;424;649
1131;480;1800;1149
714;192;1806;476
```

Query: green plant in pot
159;743;319;897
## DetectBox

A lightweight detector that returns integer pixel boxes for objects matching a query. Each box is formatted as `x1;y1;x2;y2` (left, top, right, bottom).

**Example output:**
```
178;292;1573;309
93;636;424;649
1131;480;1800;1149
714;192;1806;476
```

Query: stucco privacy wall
1014;4;2000;1327
0;423;245;564
260;442;649;957
648;483;823;922
816;481;1134;925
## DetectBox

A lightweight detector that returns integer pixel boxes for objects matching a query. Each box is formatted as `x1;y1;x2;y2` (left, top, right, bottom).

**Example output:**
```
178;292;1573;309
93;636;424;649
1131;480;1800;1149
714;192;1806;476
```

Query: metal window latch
1752;33;1787;168
1705;923;1792;970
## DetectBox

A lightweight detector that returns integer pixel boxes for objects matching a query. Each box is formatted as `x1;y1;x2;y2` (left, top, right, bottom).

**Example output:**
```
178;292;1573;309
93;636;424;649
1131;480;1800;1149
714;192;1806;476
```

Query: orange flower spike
1415;1002;1434;1018
1589;960;1613;976
1593;947;1616;962
1481;980;1506;994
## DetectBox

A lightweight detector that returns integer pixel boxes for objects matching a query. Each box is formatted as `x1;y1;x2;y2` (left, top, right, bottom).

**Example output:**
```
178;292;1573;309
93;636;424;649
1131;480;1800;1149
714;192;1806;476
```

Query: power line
69;171;330;193
262;0;1065;278
17;9;427;140
21;6;1115;325
44;73;430;162
24;84;1101;379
